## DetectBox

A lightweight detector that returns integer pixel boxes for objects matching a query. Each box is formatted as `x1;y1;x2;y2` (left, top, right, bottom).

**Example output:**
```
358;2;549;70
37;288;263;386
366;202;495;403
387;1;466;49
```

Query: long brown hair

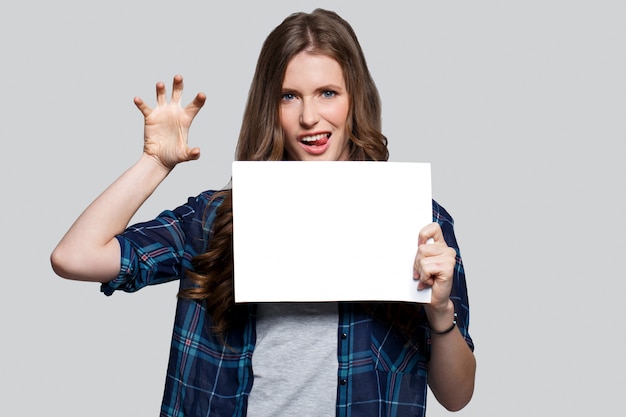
180;9;408;335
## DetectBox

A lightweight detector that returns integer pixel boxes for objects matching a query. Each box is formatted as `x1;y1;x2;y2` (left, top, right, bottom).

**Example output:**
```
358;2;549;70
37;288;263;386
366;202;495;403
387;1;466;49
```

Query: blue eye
281;93;296;101
322;90;336;98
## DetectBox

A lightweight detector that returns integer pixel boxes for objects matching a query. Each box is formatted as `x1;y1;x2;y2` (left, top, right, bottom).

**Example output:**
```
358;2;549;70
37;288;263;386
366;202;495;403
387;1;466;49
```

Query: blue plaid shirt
102;191;473;417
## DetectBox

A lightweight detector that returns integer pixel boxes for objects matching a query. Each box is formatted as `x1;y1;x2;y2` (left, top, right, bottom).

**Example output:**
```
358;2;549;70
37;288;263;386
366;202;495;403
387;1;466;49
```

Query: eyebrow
318;84;344;92
280;84;346;93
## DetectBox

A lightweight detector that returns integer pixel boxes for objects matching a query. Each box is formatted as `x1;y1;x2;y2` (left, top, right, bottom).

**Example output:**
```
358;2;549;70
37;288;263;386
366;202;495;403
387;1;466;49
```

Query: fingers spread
186;92;207;117
187;147;201;161
155;81;167;106
171;74;184;104
133;96;151;117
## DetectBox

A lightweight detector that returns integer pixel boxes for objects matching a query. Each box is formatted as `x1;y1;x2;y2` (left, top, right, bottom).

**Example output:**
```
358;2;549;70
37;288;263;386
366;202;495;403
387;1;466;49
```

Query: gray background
2;0;624;415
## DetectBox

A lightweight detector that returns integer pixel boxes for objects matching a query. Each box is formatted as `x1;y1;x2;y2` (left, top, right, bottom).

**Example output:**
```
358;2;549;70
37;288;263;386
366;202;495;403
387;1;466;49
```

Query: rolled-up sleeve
101;191;220;296
432;200;474;352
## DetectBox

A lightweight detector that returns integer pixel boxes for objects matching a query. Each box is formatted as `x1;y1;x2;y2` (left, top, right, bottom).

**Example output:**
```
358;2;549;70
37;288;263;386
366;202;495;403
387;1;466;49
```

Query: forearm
51;154;171;282
426;302;476;411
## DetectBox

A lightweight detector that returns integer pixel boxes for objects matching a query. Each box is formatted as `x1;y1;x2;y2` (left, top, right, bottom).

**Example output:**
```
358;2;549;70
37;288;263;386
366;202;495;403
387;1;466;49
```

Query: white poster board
232;161;432;303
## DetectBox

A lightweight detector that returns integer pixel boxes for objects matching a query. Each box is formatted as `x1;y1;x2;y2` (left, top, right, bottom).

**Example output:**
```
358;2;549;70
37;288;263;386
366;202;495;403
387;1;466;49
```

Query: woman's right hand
51;75;206;282
134;74;206;169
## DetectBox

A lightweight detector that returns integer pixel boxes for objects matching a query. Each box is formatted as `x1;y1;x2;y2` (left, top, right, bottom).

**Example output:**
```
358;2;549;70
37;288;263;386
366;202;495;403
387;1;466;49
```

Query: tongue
306;136;328;146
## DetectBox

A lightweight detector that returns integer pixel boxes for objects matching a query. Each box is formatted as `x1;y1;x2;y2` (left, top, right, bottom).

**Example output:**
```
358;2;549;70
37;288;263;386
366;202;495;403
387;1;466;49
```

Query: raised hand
134;74;206;169
50;75;206;282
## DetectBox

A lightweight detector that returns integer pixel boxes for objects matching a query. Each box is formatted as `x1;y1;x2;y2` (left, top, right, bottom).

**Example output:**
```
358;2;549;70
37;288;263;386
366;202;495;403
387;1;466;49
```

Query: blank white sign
231;161;432;303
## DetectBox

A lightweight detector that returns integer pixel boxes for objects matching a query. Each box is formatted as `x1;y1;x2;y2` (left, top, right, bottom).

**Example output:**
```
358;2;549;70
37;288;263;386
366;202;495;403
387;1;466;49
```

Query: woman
51;8;475;417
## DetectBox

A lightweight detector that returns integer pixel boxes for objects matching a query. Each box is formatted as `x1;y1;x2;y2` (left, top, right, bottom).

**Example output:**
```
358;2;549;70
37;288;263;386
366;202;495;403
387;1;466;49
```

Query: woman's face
280;51;350;161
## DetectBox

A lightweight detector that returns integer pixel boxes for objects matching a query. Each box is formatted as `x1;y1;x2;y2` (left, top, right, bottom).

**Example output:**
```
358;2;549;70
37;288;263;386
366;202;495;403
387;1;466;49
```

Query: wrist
140;153;173;176
428;312;457;335
425;300;456;333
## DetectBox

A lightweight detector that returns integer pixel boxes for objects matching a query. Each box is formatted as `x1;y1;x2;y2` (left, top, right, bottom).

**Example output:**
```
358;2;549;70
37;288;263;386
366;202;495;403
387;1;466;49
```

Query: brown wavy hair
180;9;422;336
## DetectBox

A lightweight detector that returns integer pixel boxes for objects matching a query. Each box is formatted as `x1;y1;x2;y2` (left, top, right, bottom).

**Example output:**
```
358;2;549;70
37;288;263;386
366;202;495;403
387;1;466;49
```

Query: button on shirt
102;191;474;417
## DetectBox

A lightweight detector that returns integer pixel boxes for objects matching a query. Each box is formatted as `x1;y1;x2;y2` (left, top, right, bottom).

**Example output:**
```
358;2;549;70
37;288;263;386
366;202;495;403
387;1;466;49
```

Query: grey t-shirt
246;302;338;417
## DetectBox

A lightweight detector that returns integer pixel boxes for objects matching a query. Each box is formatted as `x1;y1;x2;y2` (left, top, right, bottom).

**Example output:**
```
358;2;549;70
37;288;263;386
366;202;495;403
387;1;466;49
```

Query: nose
299;98;319;127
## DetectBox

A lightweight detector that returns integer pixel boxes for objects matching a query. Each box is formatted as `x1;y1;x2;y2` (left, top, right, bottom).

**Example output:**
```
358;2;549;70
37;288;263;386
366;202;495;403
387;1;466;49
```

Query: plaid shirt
102;191;473;417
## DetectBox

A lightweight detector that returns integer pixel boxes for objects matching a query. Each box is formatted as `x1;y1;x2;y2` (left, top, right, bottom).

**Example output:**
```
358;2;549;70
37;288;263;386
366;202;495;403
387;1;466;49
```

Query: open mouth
300;133;330;147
